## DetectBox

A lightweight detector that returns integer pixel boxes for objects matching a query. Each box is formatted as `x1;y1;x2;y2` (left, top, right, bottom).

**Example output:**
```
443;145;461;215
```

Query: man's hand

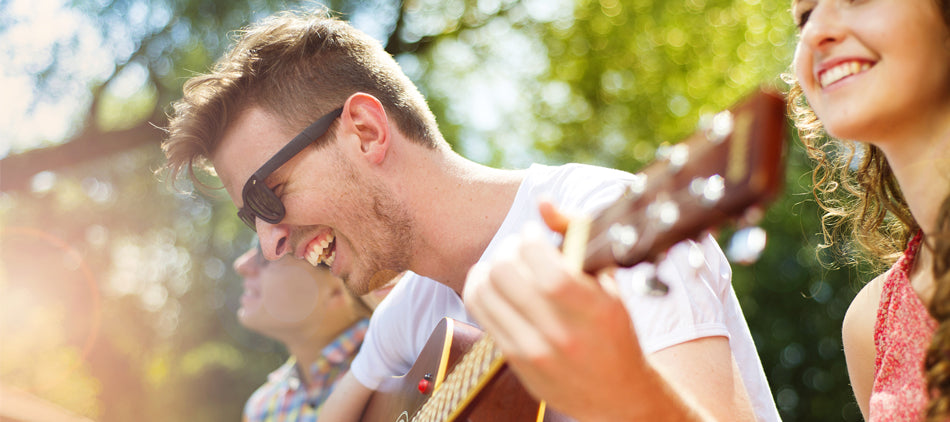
463;201;692;421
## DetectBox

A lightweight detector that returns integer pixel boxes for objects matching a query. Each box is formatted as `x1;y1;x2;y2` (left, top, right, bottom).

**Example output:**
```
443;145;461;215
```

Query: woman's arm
842;273;886;420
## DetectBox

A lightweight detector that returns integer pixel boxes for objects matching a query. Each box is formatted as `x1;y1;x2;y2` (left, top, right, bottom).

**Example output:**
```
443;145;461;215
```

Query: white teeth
305;233;336;267
820;61;871;88
305;248;321;267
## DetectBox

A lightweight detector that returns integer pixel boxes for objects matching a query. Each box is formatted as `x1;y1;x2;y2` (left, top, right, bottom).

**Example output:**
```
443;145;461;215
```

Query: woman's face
233;247;327;334
793;0;950;145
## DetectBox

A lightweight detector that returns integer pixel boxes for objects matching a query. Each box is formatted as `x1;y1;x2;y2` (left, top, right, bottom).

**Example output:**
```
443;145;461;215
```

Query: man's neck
394;148;526;295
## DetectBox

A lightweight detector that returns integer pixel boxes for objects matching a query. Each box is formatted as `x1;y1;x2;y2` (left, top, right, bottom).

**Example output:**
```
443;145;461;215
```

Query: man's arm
320;372;374;421
464;255;751;421
649;336;753;421
462;204;754;420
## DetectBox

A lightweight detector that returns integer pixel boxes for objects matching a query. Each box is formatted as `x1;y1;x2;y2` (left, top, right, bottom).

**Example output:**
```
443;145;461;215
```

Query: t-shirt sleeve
540;164;733;354
348;273;470;390
617;233;732;354
349;306;398;389
348;276;418;390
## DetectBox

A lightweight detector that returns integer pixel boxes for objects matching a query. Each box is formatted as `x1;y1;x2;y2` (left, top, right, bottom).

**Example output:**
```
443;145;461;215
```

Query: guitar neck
580;90;786;274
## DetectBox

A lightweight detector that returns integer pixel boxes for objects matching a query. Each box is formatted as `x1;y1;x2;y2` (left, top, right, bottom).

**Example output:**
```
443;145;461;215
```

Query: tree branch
0;116;166;193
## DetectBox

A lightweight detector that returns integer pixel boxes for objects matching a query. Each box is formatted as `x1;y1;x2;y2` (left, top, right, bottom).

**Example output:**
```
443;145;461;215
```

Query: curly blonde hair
925;197;950;421
789;79;950;422
786;83;917;269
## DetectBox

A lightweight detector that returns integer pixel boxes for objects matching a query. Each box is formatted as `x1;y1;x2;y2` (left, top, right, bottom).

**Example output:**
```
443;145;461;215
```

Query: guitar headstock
581;89;788;274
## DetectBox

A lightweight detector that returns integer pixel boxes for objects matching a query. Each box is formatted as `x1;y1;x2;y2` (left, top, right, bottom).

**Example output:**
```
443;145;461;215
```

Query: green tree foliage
1;0;865;420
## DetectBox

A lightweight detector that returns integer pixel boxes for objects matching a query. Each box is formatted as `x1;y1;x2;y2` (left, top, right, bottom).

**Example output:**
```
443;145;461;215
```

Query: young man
164;9;778;421
233;244;392;420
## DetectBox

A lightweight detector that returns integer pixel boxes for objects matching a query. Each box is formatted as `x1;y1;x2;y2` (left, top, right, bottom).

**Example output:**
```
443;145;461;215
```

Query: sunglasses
237;107;343;231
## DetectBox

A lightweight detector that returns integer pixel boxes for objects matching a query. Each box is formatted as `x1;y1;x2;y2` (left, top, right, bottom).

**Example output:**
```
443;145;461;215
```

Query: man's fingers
464;262;555;360
538;200;571;235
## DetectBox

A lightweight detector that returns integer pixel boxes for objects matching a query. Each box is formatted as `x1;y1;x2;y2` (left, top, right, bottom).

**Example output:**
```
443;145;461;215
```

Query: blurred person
788;0;950;419
233;243;393;421
162;9;778;421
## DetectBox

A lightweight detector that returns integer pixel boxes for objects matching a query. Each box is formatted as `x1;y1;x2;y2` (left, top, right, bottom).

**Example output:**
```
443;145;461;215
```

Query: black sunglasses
237;107;343;231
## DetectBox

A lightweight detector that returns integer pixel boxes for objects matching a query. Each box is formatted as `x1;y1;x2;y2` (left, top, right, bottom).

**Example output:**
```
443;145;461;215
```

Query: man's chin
368;269;400;291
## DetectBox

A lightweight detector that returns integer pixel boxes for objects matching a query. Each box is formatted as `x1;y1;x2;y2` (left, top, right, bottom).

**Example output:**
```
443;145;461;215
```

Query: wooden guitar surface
362;318;573;421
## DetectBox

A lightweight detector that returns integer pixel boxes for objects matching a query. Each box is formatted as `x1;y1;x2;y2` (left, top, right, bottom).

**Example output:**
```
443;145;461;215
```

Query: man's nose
256;220;291;261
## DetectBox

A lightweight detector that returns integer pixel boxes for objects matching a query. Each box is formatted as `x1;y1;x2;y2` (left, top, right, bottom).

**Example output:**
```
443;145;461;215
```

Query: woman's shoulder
845;271;891;327
842;272;890;366
841;271;889;416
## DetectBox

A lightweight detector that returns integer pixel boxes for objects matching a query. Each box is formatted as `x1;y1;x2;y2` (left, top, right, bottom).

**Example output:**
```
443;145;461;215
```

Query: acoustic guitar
362;89;789;422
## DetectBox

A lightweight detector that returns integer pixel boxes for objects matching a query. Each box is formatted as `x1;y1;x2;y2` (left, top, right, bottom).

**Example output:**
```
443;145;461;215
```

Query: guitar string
413;335;499;422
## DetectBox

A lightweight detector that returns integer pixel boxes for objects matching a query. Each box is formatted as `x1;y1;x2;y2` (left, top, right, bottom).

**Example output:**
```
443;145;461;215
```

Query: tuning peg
646;195;680;229
668;144;689;172
737;205;765;227
726;226;767;265
607;223;639;261
645;275;670;296
624;172;648;200
688;174;725;206
699;110;734;144
655;143;690;172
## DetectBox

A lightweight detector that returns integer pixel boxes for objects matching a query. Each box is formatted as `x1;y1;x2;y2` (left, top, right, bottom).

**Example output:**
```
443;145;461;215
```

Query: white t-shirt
349;163;779;421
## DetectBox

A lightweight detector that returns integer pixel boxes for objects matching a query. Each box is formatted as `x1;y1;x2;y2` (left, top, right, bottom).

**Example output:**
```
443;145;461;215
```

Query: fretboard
412;335;505;421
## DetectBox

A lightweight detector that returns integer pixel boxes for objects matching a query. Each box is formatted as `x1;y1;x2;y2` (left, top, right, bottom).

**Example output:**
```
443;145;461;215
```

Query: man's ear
342;93;390;165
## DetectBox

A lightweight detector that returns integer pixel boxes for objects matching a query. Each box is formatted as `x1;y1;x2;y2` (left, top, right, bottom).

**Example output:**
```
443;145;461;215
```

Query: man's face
214;107;414;295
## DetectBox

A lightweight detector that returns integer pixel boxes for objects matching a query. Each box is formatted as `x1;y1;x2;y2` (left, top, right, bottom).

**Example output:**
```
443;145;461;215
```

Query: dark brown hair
161;8;444;186
926;197;950;420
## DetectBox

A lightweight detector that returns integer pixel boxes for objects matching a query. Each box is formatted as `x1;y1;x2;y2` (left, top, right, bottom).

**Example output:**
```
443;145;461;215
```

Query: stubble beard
339;170;413;296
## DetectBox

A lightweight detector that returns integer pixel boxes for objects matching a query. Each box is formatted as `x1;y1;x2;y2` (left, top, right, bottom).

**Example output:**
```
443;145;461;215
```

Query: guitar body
362;318;574;422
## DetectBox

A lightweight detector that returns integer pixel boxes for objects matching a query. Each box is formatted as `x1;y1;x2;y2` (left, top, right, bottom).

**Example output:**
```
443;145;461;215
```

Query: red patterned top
871;233;937;421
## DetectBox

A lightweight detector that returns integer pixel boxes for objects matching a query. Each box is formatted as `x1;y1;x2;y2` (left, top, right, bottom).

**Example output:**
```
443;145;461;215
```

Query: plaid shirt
242;319;369;421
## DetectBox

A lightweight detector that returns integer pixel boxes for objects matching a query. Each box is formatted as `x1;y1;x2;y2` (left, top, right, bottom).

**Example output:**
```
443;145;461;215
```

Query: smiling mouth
241;282;261;305
305;233;336;268
820;61;872;88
